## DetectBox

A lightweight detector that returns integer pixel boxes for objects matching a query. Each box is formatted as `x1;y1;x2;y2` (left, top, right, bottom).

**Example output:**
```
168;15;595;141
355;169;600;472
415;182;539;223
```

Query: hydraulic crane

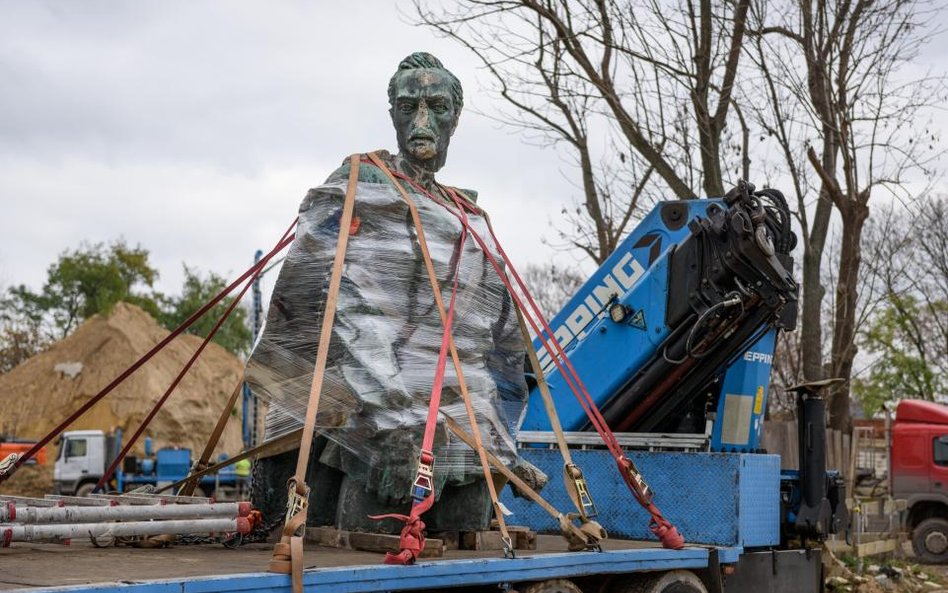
522;181;796;452
509;182;847;592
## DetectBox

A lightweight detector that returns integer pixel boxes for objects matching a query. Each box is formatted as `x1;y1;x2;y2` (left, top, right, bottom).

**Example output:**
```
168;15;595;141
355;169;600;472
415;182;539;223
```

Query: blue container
500;450;780;547
155;448;191;480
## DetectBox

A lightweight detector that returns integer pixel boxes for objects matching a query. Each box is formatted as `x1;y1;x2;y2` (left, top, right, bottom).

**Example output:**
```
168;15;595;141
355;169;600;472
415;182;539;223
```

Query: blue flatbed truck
1;446;815;593
2;184;844;593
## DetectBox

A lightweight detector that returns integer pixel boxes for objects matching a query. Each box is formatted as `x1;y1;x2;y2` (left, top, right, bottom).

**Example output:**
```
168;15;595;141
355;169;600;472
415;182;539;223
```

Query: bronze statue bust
247;53;531;537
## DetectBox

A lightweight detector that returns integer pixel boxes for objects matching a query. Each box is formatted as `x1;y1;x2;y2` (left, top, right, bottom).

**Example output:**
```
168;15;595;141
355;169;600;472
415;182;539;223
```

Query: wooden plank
430;530;459;550
516;529;538;550
843;433;851;483
829;429;842;472
847;430;859;500
825;538;851;554
461;530;504;551
306;526;348;548
855;538;898;557
762;421;797;469
348;531;445;559
305;526;445;559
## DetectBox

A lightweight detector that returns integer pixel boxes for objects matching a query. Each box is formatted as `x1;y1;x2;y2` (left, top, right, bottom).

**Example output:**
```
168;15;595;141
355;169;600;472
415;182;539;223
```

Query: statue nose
413;101;430;128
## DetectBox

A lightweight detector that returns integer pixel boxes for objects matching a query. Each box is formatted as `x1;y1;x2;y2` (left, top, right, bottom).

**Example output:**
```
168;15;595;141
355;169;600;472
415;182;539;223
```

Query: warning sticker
629;309;646;331
754;385;764;415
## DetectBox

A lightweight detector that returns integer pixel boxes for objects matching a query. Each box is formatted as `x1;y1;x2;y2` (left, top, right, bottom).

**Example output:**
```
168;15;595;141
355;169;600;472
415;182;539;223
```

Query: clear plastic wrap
246;175;528;502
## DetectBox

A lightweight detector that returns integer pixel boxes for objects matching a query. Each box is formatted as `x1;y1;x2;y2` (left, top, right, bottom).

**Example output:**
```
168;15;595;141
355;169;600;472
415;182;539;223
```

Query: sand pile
0;302;245;495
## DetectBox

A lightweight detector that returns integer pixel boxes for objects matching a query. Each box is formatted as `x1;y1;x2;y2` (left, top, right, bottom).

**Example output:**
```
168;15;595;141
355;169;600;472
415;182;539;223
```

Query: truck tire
612;570;708;593
75;482;97;498
520;579;583;593
912;517;948;563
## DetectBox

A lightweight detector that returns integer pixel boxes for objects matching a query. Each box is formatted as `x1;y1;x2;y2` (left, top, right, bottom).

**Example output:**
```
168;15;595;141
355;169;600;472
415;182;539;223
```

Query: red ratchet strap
0;222;298;485
369;216;468;565
392;173;682;550
94;221;297;492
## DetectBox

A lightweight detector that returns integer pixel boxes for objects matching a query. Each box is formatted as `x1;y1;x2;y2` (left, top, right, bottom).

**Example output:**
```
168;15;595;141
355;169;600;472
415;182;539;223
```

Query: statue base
335;474;492;534
251;439;493;537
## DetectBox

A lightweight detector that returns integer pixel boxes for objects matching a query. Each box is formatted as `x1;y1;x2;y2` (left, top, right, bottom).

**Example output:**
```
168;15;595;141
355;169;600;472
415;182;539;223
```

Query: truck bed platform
2;536;741;592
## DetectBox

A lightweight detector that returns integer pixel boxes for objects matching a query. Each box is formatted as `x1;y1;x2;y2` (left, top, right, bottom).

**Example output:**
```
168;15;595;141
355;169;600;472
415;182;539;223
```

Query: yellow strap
269;153;361;590
480;216;604;542
442;415;589;546
158;428;302;494
179;375;245;496
515;307;575;466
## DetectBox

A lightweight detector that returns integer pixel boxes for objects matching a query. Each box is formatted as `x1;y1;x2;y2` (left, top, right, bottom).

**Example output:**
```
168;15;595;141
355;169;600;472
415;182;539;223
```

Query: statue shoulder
452;187;479;204
299;153;385;213
323;151;393;185
444;186;483;215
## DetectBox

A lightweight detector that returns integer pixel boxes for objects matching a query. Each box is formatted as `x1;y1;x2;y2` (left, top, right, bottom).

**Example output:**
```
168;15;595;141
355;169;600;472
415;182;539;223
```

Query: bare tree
854;198;948;413
747;0;944;428
418;0;945;430
415;0;752;262
521;262;586;320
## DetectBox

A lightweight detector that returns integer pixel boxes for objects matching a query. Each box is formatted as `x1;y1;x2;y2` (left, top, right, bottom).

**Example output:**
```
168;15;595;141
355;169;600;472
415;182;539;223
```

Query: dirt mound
0;302;245;495
1;465;52;498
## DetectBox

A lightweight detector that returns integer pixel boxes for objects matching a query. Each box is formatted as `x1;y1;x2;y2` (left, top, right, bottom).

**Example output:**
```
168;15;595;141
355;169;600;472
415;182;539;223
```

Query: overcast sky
2;2;946;308
0;1;581;303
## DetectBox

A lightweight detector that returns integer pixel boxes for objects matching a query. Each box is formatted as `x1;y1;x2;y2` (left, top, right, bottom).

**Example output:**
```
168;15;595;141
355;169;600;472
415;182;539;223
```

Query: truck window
65;438;87;458
934;436;948;467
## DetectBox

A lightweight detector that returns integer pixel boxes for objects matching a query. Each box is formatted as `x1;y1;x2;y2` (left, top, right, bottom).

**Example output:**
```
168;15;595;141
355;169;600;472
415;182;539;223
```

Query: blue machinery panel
501;449;780;548
519;200;779;452
711;329;777;453
522;201;717;433
27;547;736;593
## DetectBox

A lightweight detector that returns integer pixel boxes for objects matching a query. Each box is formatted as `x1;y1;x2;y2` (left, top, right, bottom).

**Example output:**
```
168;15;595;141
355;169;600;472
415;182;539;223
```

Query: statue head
388;52;463;174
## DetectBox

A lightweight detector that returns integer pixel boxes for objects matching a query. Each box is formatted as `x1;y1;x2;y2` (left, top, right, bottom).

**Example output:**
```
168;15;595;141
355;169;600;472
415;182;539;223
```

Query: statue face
390;68;459;172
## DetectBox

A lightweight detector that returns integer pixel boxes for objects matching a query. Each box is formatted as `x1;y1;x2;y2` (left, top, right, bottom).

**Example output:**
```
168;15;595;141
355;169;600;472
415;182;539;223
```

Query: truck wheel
912;517;948;563
613;570;708;593
520;579;583;593
75;482;97;498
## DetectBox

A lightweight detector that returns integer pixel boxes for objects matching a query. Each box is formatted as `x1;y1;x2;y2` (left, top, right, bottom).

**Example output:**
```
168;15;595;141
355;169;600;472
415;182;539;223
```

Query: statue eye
398;102;415;114
430;101;448;113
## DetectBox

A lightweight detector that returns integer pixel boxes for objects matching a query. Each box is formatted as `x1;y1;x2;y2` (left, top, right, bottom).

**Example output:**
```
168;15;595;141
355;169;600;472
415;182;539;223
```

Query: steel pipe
1;501;250;524
1;517;250;545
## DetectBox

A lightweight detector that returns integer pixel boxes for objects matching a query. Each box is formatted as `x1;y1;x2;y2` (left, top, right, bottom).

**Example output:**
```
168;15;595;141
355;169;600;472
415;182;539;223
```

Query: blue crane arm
519;183;798;451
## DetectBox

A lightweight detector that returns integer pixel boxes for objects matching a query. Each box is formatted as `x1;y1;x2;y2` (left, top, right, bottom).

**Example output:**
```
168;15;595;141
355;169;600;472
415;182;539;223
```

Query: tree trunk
800;242;826;382
829;200;870;430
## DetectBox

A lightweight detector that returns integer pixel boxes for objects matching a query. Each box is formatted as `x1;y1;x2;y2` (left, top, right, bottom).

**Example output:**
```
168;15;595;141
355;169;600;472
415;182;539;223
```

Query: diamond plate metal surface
738;453;781;546
501;449;779;547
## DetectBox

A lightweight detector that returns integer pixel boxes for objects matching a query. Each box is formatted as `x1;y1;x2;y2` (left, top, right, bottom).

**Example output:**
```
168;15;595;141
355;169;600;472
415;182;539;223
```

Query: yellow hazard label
754;386;764;415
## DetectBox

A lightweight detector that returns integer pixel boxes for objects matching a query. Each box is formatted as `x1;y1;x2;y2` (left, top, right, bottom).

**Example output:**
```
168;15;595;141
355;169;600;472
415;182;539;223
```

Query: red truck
892;399;948;562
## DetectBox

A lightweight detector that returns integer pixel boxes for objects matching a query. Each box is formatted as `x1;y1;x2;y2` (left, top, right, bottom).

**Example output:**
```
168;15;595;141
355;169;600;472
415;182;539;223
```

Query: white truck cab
53;429;106;496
